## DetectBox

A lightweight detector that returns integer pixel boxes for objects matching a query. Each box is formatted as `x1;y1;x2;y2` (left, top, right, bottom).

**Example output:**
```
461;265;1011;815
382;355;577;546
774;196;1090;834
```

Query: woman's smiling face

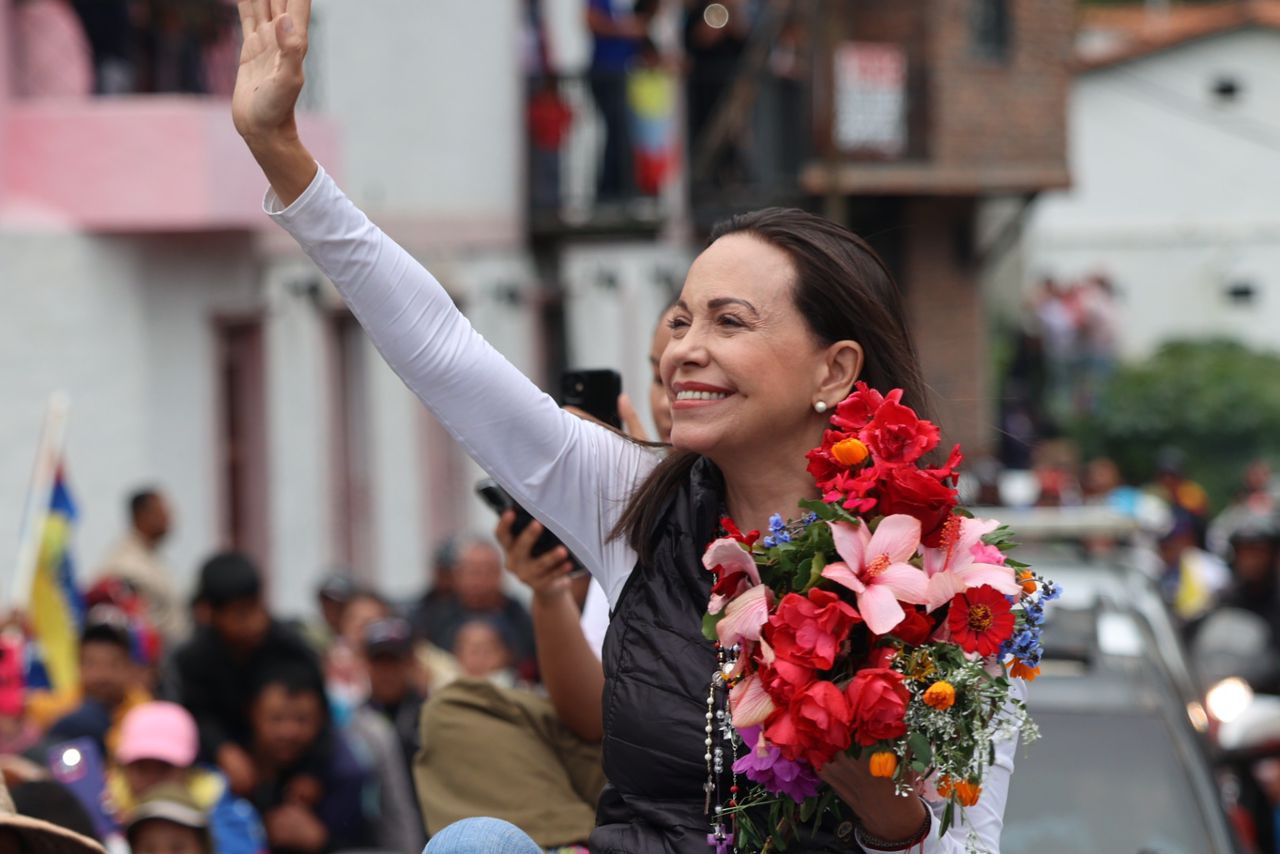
662;233;849;463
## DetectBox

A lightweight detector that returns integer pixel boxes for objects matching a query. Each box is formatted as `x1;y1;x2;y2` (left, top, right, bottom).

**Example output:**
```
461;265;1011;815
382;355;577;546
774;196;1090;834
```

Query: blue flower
1023;600;1045;627
769;514;787;535
763;536;776;549
1042;582;1062;602
801;512;820;527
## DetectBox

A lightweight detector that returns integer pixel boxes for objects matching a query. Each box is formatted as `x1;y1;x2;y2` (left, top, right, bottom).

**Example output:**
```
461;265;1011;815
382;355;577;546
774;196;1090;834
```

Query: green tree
1074;339;1280;510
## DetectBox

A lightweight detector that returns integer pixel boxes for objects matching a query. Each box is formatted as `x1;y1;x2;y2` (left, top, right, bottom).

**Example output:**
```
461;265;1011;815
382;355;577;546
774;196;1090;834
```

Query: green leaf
799;796;817;824
907;732;932;766
801;551;827;592
941;800;955;835
702;610;725;643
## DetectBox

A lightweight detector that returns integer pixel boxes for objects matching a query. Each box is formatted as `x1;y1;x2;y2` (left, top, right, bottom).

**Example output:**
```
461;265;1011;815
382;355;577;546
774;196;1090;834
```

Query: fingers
619;393;651;442
269;0;286;18
494;510;516;548
513;516;545;555
252;0;270;28
289;0;312;32
238;0;257;39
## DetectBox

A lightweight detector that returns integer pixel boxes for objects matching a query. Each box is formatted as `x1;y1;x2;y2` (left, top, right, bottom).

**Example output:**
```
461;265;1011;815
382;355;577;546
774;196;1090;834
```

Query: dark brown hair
614;207;930;565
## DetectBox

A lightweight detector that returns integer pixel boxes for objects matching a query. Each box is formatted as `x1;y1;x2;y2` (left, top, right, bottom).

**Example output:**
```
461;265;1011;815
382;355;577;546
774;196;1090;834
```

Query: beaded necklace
704;641;741;853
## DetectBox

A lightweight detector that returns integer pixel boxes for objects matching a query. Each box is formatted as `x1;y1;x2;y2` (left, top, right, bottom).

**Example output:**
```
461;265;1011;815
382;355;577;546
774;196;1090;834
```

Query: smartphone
475;479;578;572
47;737;119;839
561;369;623;429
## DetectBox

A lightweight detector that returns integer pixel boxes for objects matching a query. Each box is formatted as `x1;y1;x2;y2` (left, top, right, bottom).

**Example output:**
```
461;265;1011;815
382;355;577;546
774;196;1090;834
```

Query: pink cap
115;702;198;768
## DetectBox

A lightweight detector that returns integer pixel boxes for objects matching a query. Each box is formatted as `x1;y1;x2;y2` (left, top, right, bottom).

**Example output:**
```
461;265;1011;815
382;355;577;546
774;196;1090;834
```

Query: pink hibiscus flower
820;516;928;635
921;516;1021;612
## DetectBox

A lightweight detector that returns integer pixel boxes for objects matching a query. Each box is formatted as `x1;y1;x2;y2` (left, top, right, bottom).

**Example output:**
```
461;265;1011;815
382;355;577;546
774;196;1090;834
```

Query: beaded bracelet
851;798;932;852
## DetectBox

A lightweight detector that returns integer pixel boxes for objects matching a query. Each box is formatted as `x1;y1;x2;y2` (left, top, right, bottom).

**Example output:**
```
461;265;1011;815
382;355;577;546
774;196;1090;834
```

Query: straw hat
0;777;105;854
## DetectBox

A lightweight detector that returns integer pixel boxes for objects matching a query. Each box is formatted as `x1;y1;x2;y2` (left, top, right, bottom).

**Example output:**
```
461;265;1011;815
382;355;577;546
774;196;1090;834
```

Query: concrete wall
1028;27;1280;358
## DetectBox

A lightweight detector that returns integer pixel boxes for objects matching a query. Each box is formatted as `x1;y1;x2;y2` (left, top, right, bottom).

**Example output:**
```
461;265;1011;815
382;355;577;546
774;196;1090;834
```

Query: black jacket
590;459;851;853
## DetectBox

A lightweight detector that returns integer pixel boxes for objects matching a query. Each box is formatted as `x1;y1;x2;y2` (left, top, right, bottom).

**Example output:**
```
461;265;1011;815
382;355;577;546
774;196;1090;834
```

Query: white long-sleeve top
266;165;1016;854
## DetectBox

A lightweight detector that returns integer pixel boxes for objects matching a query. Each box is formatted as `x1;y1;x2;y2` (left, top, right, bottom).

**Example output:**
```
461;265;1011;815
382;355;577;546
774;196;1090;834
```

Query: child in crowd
361;617;427;774
109;701;266;854
166;553;323;797
125;784;214;854
247;663;372;852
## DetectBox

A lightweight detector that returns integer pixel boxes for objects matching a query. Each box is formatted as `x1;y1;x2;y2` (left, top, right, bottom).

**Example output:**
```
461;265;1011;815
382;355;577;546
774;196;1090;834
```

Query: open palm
232;0;312;140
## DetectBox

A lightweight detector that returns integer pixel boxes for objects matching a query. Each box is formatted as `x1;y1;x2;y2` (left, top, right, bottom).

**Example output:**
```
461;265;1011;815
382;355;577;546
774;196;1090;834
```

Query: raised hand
232;0;312;143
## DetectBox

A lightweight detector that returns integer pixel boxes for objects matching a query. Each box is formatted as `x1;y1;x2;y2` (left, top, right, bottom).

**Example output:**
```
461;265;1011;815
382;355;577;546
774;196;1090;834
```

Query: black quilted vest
590;458;851;853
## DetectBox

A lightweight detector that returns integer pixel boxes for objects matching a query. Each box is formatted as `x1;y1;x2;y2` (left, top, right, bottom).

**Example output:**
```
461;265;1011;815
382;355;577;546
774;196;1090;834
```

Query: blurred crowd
998;271;1120;469
13;0;238;97
0;484;598;853
527;0;810;213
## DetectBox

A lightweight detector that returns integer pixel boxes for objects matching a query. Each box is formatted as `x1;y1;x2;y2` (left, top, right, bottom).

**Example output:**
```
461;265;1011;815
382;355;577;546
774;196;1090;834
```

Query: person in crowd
451;619;516;685
246;664;372;852
68;0;135;93
586;0;653;201
108;701;266;854
95;488;186;643
1159;513;1231;625
1210;460;1279;558
425;540;537;681
407;540;457;641
360;617;426;776
124;784;215;854
627;35;677;197
166;552;323;798
684;0;751;187
43;607;150;760
528;74;575;212
1217;515;1280;636
302;572;355;655
325;587;390;721
234;6;1020;847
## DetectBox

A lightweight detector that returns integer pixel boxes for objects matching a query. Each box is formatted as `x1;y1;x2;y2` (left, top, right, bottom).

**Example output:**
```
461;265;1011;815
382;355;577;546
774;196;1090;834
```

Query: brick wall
900;197;991;456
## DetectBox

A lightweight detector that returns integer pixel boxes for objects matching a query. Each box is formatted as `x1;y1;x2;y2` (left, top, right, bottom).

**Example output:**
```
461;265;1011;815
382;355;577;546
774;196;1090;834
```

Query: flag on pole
28;467;84;696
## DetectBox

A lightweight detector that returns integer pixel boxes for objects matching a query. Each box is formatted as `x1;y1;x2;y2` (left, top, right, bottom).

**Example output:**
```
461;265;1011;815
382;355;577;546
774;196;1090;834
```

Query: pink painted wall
2;98;339;231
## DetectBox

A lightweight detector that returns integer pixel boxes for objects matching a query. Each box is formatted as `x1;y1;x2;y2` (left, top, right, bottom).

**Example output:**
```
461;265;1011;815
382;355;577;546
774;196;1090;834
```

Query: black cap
317;573;356;604
363;617;413;659
194;552;261;607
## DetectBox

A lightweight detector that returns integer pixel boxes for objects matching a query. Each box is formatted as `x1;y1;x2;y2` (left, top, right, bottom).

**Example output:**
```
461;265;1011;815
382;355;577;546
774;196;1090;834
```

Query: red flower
947;585;1016;657
875;606;933;647
831;382;887;433
858;392;940;466
806;429;856;491
764;680;853;770
845;667;910;747
875;465;958;547
763;589;862;671
758;658;815;707
721;517;760;547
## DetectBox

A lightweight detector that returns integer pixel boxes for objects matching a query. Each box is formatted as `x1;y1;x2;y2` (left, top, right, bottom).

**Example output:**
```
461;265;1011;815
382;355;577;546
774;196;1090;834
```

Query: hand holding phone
561;369;623;430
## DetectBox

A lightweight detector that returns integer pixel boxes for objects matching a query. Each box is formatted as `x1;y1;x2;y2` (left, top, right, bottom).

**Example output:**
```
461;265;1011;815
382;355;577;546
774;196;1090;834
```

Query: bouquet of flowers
701;384;1058;852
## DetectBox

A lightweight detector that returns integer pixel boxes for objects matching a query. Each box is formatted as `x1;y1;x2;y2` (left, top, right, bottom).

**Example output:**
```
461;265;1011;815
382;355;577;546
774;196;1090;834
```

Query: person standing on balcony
585;0;653;203
683;0;750;188
69;0;135;93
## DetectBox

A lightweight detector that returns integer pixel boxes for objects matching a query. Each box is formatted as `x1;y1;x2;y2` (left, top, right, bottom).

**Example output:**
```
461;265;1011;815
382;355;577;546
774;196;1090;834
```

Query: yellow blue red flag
28;469;84;695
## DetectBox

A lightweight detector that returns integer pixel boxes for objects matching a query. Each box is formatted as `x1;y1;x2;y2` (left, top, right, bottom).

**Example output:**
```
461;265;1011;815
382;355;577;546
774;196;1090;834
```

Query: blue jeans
424;818;543;854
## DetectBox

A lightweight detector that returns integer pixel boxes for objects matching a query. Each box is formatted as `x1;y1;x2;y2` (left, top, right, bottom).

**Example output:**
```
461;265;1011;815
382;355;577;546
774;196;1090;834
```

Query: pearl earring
814;401;828;414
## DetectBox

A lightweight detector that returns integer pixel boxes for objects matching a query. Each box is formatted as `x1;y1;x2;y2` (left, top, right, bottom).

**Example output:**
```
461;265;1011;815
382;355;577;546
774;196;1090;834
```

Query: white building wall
0;231;259;607
1027;28;1280;358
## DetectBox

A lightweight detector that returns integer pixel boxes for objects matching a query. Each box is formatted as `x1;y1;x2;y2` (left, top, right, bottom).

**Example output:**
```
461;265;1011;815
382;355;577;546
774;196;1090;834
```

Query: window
971;0;1011;62
216;318;270;568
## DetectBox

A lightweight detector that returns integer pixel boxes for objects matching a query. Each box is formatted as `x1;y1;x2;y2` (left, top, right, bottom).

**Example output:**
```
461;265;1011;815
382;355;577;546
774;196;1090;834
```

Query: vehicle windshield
1003;710;1223;853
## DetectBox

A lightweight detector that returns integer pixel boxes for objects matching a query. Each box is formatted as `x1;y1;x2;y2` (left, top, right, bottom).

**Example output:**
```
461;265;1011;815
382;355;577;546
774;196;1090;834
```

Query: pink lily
730;672;776;728
821;516;928;635
717;584;773;647
703;537;762;615
921;516;1021;612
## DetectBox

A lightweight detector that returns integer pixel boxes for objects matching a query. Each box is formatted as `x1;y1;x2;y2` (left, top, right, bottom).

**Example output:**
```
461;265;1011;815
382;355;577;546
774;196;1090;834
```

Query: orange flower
1010;660;1041;682
868;751;898;778
954;780;982;806
922;681;956;710
831;437;870;467
935;775;954;799
1016;570;1037;595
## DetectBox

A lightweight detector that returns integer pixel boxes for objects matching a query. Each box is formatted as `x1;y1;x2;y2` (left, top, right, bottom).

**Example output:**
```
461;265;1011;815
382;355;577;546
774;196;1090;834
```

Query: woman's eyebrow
674;297;760;316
